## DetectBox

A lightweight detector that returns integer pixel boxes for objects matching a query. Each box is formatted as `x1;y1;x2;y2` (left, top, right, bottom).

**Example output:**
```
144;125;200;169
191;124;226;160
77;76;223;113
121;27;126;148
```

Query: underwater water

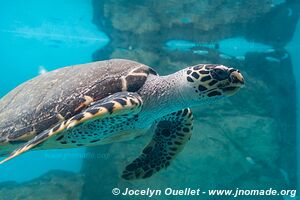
0;0;109;183
0;0;299;200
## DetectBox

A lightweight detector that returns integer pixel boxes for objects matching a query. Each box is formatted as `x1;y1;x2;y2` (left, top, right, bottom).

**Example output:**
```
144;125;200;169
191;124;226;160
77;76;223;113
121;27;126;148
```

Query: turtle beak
221;70;244;96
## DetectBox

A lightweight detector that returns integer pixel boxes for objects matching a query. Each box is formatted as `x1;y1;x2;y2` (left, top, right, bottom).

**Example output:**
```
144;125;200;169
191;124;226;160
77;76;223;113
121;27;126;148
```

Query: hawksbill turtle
0;59;244;180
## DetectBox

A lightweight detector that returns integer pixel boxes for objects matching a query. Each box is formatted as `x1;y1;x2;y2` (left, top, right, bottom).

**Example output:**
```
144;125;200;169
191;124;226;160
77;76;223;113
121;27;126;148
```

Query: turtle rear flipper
122;108;193;180
0;92;143;164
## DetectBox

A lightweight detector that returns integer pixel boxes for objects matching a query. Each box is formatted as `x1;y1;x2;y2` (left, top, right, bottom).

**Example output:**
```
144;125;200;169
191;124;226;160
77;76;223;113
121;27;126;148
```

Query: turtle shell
0;59;157;143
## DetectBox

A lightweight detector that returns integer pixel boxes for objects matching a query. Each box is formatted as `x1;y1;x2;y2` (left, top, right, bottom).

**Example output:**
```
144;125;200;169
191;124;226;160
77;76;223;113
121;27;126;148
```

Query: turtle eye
211;68;229;80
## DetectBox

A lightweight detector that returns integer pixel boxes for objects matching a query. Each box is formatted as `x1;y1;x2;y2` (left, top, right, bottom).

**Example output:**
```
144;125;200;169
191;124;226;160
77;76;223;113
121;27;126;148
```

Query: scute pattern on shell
0;59;157;143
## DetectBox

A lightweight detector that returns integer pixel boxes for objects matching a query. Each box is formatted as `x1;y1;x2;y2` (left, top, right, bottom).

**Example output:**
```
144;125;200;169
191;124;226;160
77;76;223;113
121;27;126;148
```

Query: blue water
0;0;109;97
0;0;109;182
288;19;300;195
0;0;299;199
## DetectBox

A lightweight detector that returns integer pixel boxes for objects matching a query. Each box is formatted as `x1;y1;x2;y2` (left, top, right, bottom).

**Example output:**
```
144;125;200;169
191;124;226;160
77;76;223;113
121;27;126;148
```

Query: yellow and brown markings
65;94;142;129
0;123;64;164
0;92;143;164
186;64;241;98
122;108;193;180
121;66;158;92
74;95;94;112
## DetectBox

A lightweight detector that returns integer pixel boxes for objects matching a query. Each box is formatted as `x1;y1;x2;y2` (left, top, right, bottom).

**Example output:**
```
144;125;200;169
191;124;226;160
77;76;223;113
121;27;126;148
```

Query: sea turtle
0;59;244;180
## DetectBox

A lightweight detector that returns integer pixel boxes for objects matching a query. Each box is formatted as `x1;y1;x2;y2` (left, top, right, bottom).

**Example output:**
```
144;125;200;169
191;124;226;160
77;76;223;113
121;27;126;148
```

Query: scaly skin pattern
0;61;244;180
122;108;194;180
0;92;143;164
135;64;244;128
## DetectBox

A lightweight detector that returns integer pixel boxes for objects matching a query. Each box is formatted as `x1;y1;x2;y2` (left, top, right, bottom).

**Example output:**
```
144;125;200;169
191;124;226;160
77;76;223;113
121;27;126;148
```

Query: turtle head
183;64;244;102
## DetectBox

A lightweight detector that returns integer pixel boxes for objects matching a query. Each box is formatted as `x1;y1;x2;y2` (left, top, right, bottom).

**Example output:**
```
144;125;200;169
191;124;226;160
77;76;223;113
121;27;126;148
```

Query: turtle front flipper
122;108;193;180
0;92;143;164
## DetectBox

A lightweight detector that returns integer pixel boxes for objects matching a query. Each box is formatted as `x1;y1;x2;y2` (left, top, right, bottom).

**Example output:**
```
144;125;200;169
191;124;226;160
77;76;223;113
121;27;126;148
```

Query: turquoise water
0;0;109;182
288;19;300;199
0;0;299;199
